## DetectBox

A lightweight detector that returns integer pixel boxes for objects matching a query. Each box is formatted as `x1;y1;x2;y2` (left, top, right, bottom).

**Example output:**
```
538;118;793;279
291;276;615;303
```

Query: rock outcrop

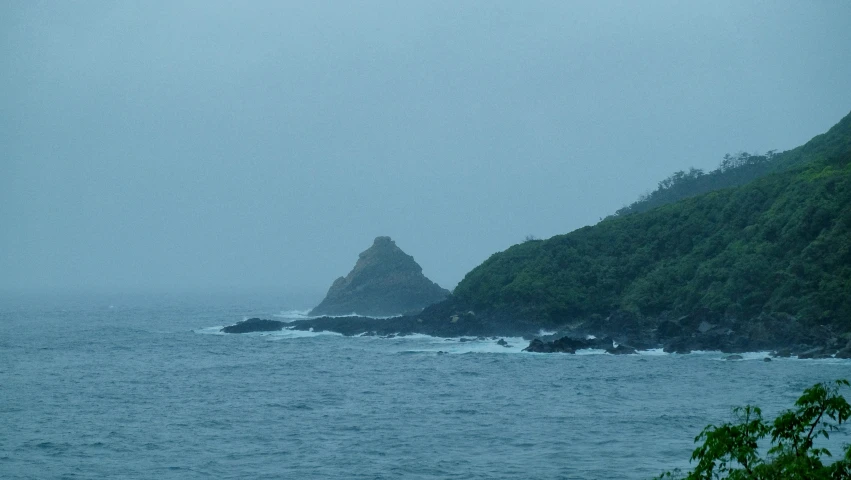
221;318;286;333
309;236;450;317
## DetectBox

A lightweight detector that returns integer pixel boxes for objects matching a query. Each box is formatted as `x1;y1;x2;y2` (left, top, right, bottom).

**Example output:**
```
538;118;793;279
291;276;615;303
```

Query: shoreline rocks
218;303;847;359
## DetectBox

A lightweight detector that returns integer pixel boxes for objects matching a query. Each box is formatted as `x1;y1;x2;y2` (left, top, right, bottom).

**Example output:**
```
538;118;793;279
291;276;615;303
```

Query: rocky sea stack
309;236;450;317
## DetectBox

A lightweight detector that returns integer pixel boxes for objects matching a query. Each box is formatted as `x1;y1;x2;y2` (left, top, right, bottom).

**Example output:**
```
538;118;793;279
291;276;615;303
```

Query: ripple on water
3;302;850;480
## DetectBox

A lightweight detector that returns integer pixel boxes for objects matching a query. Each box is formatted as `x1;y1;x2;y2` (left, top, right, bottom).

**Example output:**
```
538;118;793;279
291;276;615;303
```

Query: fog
3;1;851;295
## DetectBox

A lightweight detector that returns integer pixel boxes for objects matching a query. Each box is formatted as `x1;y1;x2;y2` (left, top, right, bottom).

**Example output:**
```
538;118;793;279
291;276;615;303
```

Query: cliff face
309;236;450;317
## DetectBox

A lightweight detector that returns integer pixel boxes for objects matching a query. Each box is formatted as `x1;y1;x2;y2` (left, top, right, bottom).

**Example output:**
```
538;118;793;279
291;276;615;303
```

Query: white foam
575;348;608;355
194;326;227;335
738;351;774;360
366;334;529;354
272;309;313;321
263;327;343;340
794;355;851;363
270;309;401;321
637;348;667;356
325;312;401;319
691;350;774;361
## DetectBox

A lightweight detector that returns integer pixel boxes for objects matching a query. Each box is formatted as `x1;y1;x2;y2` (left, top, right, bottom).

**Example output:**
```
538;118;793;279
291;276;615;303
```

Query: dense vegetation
453;111;851;333
657;380;851;480
616;112;851;216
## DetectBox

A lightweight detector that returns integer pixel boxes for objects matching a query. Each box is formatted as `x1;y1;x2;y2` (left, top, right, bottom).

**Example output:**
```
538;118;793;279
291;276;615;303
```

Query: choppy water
2;292;849;479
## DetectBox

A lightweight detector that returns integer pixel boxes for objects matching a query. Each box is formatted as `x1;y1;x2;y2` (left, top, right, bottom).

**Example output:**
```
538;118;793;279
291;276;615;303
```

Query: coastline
219;306;851;358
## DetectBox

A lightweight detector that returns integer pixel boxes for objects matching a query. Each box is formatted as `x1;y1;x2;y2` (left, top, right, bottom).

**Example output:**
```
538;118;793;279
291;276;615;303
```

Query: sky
3;1;851;296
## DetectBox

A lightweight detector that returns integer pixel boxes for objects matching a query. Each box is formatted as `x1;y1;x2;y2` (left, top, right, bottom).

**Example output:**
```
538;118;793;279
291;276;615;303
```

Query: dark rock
221;318;286;334
523;335;590;353
763;357;772;362
606;344;637;355
656;320;683;339
725;354;743;361
309;236;450;317
523;339;549;353
496;338;508;346
772;348;793;358
663;337;694;354
835;347;851;359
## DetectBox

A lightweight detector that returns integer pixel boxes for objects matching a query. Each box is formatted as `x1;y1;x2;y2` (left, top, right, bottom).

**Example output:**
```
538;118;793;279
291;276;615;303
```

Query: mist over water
2;293;848;479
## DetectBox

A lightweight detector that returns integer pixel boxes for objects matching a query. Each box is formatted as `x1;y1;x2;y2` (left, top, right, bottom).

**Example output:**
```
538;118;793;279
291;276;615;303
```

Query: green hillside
452;111;851;334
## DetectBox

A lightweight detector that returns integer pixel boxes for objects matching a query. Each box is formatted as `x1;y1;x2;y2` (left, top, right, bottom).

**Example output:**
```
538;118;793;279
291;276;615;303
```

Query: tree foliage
657;380;851;480
617;110;851;216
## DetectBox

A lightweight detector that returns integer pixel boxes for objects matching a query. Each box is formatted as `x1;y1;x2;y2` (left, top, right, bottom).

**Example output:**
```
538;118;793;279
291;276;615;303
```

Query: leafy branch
657;379;851;480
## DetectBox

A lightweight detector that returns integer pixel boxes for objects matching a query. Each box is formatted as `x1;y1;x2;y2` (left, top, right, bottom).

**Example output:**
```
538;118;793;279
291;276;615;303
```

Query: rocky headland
222;111;851;359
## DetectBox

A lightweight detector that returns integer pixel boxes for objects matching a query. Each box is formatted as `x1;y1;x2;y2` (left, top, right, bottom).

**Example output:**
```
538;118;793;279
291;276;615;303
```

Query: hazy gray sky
3;1;851;294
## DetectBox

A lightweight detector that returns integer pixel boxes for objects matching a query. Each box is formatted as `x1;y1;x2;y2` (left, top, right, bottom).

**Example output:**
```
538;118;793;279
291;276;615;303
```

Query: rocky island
309;236;450;317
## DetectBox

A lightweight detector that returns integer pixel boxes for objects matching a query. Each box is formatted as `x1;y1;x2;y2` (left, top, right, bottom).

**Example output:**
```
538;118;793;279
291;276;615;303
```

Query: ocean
1;291;849;479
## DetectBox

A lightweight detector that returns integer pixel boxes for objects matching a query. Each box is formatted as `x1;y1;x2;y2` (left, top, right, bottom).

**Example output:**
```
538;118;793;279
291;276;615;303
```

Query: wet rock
496;338;508;346
725;354;743;361
221;318;286;333
772;348;793;358
523;336;589;353
763;357;772;362
523;339;549;353
663;337;694;354
656;320;683;339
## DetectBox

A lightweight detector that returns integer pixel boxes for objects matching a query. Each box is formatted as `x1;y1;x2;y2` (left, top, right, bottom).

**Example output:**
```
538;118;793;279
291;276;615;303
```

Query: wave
263;327;343;339
193;326;227;335
314;312;402;319
272;309;402;321
387;335;529;354
271;309;314;321
193;324;342;338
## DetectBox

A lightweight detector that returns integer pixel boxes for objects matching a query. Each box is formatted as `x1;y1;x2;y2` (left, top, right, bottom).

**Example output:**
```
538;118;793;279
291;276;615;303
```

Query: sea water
2;292;849;480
